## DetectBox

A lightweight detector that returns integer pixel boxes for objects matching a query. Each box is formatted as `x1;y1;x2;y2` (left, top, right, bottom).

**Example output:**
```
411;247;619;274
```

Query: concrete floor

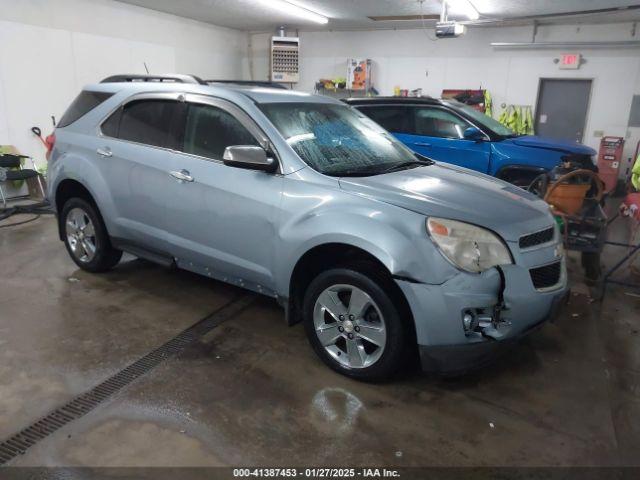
1;212;639;467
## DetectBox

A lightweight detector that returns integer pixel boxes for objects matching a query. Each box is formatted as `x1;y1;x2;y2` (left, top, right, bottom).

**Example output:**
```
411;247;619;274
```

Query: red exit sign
559;53;581;69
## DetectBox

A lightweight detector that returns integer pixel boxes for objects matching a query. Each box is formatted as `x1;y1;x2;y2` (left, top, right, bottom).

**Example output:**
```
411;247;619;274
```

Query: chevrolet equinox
48;74;569;380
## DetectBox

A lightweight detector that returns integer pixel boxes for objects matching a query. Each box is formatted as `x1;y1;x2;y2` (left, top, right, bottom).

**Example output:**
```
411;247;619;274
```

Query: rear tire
303;265;411;381
61;198;122;273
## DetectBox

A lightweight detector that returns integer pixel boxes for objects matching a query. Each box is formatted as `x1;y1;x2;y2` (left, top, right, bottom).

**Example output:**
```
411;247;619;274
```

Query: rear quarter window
58;91;114;128
100;107;122;138
356;106;411;134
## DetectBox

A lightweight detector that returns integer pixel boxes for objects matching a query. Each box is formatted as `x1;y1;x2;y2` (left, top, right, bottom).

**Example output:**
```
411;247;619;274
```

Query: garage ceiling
116;0;640;31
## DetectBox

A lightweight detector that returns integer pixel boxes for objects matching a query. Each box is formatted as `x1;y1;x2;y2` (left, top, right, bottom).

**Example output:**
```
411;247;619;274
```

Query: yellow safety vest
484;91;493;118
632;153;640;190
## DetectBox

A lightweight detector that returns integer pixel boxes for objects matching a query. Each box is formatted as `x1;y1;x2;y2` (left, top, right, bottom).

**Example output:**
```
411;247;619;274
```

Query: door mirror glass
223;145;277;172
463;127;485;141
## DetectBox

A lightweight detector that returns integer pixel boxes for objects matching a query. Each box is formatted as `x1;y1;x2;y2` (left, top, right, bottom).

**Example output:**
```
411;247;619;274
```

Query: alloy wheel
313;284;387;369
65;207;97;263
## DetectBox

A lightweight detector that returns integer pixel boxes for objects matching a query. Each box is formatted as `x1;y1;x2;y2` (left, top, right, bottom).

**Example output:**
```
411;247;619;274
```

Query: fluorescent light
256;0;329;24
446;0;480;20
491;41;640;49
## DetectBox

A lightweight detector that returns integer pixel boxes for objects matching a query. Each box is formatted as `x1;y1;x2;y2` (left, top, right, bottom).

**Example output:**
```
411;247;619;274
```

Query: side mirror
222;145;277;172
463;127;485;141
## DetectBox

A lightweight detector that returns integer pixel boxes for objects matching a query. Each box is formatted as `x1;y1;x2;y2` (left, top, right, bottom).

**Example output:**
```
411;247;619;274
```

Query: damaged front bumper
396;260;569;375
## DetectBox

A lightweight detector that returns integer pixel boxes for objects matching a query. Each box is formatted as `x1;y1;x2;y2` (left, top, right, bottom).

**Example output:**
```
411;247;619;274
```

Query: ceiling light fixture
445;0;480;20
256;0;329;24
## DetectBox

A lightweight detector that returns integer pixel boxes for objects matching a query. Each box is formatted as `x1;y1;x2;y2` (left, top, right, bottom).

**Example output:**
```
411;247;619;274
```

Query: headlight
427;217;513;273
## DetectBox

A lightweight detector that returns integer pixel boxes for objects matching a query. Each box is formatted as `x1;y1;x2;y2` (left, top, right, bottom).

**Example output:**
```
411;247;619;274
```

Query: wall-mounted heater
270;36;300;83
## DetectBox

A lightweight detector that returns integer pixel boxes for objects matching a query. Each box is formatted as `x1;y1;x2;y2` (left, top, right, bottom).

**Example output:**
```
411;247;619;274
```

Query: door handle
413;142;431;147
96;147;112;157
169;169;194;182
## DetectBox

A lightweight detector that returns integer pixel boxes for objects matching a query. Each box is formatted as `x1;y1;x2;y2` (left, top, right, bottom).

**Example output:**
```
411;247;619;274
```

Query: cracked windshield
260;102;429;176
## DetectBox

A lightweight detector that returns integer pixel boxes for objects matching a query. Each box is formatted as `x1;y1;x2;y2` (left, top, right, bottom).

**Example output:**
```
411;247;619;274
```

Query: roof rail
342;96;437;104
206;79;288;90
100;74;206;85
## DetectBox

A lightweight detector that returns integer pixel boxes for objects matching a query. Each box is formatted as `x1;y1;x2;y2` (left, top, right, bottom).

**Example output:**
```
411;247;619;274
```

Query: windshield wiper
329;165;384;177
334;170;378;177
330;156;434;177
379;160;432;175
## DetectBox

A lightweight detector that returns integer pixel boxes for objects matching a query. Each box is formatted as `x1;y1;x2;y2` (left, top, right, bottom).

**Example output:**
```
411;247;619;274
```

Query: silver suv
48;74;568;380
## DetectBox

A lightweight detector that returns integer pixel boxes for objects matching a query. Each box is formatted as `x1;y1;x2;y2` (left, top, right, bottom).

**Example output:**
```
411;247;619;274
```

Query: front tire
61;198;122;273
303;266;410;381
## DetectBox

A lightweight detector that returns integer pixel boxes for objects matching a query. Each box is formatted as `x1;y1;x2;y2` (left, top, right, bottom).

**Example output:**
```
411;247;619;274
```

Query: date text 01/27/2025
232;468;401;478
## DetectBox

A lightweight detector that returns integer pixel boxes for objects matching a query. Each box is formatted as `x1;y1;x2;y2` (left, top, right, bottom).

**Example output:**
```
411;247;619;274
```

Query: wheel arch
285;242;414;334
55;179;100;241
496;165;548;187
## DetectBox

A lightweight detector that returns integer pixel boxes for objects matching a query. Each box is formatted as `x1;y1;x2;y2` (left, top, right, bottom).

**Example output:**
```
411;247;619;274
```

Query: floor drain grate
0;294;254;465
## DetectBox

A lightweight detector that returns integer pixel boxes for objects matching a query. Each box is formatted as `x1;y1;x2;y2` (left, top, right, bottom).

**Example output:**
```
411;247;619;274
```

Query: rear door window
58;91;114;128
357;106;411;134
182;103;258;160
115;100;182;148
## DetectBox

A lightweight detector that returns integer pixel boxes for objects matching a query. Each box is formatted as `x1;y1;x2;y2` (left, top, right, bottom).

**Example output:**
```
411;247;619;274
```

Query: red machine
597;136;624;193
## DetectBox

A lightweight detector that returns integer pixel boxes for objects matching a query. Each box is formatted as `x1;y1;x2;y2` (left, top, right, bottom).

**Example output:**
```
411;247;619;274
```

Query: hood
507;135;596;156
339;163;554;241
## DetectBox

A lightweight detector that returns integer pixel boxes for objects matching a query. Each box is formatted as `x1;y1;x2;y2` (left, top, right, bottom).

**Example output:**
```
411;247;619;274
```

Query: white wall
0;0;249;171
250;23;640;166
3;2;639;179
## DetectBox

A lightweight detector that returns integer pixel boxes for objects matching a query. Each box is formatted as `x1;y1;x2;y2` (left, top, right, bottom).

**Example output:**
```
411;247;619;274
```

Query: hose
0;199;54;226
543;169;604;211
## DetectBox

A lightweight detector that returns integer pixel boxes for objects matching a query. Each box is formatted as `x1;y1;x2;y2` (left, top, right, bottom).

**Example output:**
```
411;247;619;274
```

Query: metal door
93;94;183;253
535;79;592;143
164;95;283;293
400;106;491;173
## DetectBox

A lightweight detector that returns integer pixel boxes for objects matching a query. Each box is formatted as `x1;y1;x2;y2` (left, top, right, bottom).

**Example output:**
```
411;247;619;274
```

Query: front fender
273;177;459;297
490;143;562;177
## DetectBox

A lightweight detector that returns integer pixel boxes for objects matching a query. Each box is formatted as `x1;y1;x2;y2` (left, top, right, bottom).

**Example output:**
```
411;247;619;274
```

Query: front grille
519;227;555;249
529;261;561;290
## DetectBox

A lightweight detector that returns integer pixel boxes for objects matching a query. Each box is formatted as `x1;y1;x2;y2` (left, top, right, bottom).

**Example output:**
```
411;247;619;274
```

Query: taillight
45;133;55;161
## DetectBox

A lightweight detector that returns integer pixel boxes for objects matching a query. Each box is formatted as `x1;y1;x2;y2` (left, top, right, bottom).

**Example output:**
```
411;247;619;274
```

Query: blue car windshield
259;102;431;176
448;101;516;138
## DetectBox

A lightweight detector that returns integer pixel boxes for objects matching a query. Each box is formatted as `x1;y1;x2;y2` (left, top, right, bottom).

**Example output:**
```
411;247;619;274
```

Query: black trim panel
110;237;175;268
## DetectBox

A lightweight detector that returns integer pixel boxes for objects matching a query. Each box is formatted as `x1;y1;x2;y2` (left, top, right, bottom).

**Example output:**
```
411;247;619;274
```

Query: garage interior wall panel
0;0;248;170
0;44;15;156
1;0;639;173
250;24;640;161
0;20;77;170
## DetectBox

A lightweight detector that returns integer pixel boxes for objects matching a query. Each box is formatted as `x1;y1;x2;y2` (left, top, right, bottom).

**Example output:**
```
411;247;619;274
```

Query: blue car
345;97;597;187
